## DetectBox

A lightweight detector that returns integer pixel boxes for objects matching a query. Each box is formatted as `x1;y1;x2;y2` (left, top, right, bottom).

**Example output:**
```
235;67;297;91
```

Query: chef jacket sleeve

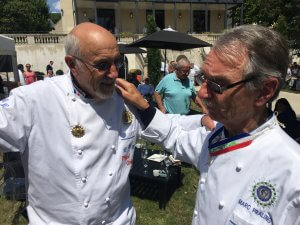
279;197;300;225
0;87;32;154
141;109;211;166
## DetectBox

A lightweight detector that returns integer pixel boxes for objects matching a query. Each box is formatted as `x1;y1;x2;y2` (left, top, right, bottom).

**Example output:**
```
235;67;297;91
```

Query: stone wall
5;34;69;75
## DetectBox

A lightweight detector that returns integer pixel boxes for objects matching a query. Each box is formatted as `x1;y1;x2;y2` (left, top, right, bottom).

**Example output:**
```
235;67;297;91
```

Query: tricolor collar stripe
210;140;252;157
209;126;250;149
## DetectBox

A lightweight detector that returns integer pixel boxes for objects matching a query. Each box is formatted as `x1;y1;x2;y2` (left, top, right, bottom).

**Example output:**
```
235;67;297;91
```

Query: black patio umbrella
118;43;146;54
118;43;146;79
128;28;211;74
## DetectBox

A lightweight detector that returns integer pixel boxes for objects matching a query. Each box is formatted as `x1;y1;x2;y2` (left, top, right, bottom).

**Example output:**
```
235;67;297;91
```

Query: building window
97;9;115;33
193;10;210;33
146;10;165;30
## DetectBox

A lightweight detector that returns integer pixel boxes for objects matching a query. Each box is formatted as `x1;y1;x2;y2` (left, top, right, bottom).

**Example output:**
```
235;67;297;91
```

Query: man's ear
65;55;78;76
255;77;279;107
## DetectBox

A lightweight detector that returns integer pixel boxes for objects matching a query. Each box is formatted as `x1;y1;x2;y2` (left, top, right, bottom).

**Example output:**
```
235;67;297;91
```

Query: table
129;149;181;209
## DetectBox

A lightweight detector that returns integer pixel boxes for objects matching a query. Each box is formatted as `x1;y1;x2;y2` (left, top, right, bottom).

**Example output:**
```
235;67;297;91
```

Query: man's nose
198;83;211;99
107;63;119;79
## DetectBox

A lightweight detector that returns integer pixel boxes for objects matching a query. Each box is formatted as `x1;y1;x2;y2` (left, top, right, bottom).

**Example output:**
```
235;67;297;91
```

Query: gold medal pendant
122;109;133;124
71;124;85;138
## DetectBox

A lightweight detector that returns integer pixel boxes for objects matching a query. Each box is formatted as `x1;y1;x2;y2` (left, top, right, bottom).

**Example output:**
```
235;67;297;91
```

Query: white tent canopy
0;35;18;82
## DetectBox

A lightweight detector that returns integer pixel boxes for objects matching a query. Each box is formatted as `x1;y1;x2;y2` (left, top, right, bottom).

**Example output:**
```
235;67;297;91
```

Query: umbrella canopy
128;29;211;51
117;43;146;80
118;43;146;54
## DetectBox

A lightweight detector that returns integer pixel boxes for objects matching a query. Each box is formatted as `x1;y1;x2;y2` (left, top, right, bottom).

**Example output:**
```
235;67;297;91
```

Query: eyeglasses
195;73;255;94
72;55;124;72
179;68;190;75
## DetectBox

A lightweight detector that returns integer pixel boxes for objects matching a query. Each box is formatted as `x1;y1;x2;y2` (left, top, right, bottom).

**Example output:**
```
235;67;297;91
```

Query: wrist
201;114;208;126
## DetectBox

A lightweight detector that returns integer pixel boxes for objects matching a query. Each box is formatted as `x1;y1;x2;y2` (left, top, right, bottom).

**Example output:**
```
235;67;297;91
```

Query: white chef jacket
0;73;142;225
142;110;300;225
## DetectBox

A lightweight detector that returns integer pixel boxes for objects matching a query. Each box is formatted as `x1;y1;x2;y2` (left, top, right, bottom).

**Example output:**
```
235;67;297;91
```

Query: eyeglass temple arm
222;76;255;92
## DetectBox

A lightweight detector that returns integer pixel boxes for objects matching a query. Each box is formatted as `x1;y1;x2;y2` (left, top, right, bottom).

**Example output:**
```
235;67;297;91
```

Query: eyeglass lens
96;57;123;71
196;74;222;94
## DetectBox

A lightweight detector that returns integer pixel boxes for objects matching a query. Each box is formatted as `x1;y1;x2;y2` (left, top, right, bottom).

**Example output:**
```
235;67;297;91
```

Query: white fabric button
108;172;113;176
111;145;116;153
81;177;87;183
236;164;242;172
194;210;198;216
200;178;206;184
101;221;106;224
78;150;83;155
219;201;225;209
84;202;88;208
105;197;110;202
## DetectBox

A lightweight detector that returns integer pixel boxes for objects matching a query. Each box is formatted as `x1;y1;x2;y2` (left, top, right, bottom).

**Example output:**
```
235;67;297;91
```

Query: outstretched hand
115;78;150;110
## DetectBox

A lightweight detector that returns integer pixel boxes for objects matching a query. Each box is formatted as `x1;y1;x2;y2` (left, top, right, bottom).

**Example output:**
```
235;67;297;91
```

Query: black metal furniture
129;149;181;209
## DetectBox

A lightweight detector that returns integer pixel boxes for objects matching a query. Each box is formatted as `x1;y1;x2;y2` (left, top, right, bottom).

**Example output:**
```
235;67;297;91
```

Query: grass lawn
0;152;199;225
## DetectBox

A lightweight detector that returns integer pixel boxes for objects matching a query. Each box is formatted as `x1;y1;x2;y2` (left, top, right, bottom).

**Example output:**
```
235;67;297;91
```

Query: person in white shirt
117;25;300;225
17;64;26;86
188;63;200;84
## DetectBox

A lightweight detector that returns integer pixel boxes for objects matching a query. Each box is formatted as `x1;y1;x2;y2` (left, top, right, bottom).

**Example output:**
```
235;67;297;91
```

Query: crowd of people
286;62;300;89
0;22;299;225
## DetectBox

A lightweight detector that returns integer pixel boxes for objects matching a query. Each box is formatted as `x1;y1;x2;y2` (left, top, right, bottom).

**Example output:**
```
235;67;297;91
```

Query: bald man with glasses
117;25;300;224
0;22;171;225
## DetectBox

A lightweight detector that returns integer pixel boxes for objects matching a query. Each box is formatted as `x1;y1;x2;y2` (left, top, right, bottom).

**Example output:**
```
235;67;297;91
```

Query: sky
47;0;60;13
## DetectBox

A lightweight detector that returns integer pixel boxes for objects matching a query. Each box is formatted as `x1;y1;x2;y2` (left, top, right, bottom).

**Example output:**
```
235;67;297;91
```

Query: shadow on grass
11;201;27;225
130;172;184;209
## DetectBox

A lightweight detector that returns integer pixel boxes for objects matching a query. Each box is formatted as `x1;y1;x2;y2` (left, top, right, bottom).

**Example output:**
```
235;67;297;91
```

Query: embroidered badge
122;109;133;124
251;181;277;208
71;124;85;138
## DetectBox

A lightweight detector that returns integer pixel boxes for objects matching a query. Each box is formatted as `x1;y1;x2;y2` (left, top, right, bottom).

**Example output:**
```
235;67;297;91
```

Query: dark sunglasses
72;55;124;72
195;73;255;94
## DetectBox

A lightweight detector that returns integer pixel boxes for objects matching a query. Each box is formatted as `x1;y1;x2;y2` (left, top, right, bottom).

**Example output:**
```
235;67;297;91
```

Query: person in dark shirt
46;61;54;73
274;98;300;143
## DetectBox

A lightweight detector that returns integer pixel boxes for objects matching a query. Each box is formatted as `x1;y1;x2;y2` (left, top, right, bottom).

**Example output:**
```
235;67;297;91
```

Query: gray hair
176;57;190;69
213;25;289;102
64;34;85;69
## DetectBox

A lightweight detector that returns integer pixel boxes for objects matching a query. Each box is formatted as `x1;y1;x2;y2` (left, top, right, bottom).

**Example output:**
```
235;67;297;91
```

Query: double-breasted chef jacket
0;72;204;225
0;72;140;225
142;109;300;225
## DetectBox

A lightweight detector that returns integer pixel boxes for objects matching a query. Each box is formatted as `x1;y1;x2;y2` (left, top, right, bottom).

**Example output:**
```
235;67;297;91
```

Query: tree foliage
233;0;300;56
0;0;52;33
146;15;161;87
50;13;62;25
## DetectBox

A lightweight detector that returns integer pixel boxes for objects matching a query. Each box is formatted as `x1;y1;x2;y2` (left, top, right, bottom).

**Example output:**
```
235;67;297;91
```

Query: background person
188;63;200;85
24;63;36;85
46;60;54;73
274;98;300;143
137;77;154;105
117;24;300;225
167;60;176;74
17;64;26;86
46;69;54;78
154;57;202;115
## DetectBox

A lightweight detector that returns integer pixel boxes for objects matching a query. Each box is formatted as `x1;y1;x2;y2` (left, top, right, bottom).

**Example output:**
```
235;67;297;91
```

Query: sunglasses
72;55;124;72
195;73;255;94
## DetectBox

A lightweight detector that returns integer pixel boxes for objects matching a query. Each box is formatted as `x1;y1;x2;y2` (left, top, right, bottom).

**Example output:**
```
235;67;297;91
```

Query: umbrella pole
124;55;127;80
164;49;167;76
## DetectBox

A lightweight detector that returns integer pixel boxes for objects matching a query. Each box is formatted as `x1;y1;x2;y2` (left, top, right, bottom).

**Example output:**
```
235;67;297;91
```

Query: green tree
146;15;161;87
232;0;300;56
0;0;52;33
